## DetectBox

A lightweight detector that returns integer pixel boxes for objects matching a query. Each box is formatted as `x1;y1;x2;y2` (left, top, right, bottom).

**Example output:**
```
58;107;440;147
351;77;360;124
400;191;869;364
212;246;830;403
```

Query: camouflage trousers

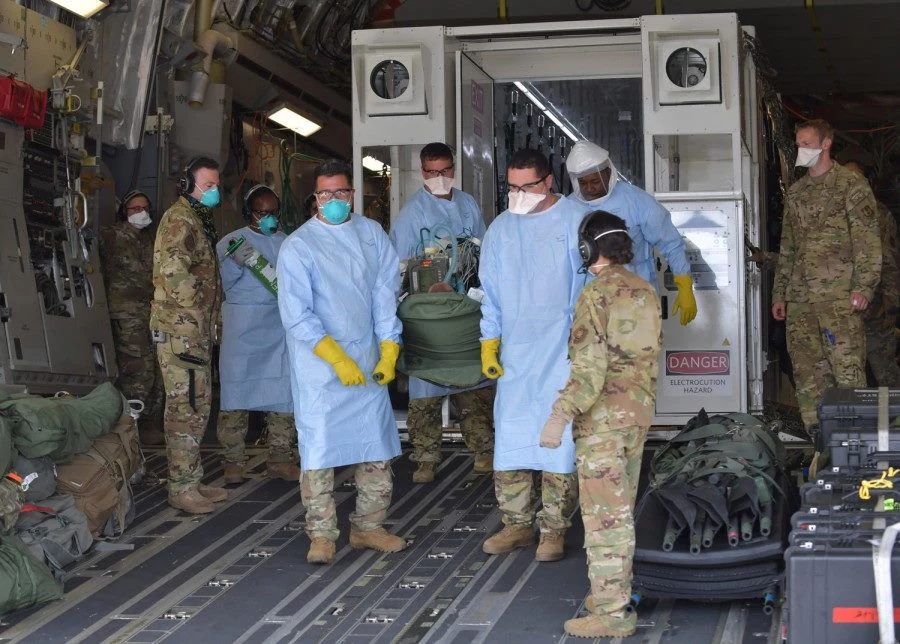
576;426;648;616
787;300;866;429
301;460;393;542
111;318;164;436
494;469;577;534
407;387;495;463
217;410;297;465
157;337;211;493
865;313;900;387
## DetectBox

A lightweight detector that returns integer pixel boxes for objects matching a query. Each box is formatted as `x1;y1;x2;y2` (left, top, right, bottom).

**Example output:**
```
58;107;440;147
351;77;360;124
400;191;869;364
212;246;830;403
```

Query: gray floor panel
0;446;780;643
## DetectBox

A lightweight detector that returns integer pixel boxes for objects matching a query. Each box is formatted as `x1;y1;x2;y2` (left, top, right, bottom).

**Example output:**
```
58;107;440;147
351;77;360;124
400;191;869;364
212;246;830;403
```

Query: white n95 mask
507;190;545;215
795;147;822;168
424;176;453;196
128;210;153;229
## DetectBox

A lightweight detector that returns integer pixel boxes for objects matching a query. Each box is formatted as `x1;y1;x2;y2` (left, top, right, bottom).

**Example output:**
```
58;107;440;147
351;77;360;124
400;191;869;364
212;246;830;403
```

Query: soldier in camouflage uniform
540;211;662;639
772;120;881;431
150;157;227;514
840;160;900;387
100;190;165;445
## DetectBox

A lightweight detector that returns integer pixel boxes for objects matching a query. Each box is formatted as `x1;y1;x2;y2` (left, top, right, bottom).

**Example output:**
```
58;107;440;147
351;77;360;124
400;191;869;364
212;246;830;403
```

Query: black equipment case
818;388;900;466
785;534;900;644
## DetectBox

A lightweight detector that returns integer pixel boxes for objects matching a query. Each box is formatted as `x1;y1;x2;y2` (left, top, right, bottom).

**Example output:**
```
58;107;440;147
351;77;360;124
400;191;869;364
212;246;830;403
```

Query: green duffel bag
0;416;14;475
0;533;62;617
397;292;487;389
4;382;124;463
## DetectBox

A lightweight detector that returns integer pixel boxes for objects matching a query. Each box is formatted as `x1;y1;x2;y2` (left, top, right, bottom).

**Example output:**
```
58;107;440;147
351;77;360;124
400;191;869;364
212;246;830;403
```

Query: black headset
116;189;151;221
577;212;600;266
177;157;203;195
242;184;281;220
577;211;628;267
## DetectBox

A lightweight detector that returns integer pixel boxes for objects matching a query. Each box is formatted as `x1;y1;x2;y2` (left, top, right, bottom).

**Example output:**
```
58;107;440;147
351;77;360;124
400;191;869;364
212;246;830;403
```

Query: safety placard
662;350;732;396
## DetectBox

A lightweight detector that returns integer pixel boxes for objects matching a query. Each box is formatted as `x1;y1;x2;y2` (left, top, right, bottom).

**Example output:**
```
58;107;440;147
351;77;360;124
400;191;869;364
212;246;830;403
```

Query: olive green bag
396;292;486;389
4;382;123;463
0;533;62;617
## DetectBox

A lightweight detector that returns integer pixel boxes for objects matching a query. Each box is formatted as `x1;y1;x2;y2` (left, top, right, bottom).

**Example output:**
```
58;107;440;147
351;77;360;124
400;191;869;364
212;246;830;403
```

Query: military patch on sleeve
847;188;866;208
571;325;588;345
184;232;196;252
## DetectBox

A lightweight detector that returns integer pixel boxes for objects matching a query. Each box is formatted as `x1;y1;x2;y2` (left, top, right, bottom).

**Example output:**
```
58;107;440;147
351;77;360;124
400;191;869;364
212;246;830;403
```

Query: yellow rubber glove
672;274;698;325
313;336;365;386
481;338;504;379
372;340;401;386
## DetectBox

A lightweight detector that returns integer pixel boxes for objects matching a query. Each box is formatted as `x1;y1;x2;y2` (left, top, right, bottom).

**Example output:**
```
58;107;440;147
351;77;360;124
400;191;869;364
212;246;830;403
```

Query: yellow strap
859;468;900;500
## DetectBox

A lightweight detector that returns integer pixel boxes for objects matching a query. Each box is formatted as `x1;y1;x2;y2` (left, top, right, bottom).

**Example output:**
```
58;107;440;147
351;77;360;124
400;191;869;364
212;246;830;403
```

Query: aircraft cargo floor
0;447;781;643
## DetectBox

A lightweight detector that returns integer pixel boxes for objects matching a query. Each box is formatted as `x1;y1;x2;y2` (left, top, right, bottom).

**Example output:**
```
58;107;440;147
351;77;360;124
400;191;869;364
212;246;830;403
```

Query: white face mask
507;190;546;215
424;175;454;196
127;210;152;229
795;147;822;168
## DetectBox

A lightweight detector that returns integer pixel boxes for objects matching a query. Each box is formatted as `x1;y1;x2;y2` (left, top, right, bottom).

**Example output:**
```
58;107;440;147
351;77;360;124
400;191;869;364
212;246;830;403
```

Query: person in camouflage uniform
772;120;881;431
100;190;165;445
540;211;662;639
840;160;900;387
150;157;226;515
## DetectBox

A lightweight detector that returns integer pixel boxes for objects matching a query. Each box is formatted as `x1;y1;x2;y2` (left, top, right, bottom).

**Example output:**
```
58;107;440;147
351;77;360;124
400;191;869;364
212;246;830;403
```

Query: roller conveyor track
0;448;780;643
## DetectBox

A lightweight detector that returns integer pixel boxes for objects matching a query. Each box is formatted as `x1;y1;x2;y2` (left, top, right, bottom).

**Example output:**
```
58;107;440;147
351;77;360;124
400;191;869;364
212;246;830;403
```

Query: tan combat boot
473;453;493;473
267;461;301;481
168;489;215;514
564;611;637;638
307;537;337;564
198;484;228;503
482;524;533;554
349;527;407;553
535;531;565;562
412;462;437;484
223;462;247;485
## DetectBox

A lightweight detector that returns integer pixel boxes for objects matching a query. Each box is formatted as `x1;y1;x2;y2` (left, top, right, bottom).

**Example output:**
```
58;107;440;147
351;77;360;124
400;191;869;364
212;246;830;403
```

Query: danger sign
666;351;730;376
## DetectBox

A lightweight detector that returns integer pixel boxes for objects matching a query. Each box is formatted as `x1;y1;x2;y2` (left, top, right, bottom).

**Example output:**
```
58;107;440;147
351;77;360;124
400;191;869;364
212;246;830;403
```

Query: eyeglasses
422;165;454;178
314;188;354;201
507;175;549;194
251;209;279;218
125;205;152;214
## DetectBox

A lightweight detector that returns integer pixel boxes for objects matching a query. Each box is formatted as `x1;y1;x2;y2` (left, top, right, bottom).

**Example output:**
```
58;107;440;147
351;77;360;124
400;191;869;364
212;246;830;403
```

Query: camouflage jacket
149;197;222;344
867;201;900;318
553;264;662;431
100;221;155;320
773;163;881;303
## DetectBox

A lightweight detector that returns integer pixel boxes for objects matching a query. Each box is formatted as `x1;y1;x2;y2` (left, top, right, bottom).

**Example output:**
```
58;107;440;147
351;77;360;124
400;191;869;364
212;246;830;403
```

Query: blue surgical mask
200;186;220;208
258;214;279;236
321;199;351;225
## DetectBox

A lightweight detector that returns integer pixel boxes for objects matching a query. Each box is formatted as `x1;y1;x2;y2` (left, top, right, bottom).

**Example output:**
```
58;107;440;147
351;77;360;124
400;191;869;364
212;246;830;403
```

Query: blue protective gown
390;187;490;399
479;196;590;474
566;181;690;288
277;214;402;471
216;227;292;412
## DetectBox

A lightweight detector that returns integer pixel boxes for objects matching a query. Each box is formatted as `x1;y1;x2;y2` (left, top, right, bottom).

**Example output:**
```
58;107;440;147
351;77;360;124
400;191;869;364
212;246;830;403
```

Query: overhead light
47;0;108;18
514;81;581;143
268;106;322;137
362;155;390;173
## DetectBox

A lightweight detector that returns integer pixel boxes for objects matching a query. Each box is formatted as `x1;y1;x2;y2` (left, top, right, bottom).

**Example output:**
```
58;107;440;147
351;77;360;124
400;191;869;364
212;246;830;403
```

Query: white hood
565;140;619;206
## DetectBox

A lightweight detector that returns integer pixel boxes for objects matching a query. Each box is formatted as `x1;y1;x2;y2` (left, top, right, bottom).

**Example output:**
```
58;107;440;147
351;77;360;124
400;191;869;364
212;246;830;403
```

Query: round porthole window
665;47;708;88
370;60;411;99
